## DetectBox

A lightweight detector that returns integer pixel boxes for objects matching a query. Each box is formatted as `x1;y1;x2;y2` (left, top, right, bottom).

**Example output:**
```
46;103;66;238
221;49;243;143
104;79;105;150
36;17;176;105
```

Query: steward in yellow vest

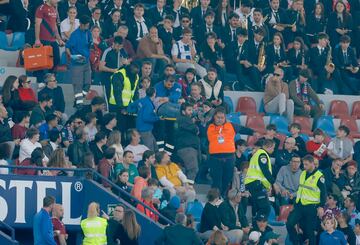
81;202;108;245
286;155;327;245
108;64;139;109
245;139;275;218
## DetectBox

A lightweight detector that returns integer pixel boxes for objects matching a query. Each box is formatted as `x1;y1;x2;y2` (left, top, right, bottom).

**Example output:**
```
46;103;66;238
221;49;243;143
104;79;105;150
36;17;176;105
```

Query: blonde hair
87;202;100;218
208;230;228;245
48;148;67;168
122;210;141;240
107;130;122;147
323;216;338;230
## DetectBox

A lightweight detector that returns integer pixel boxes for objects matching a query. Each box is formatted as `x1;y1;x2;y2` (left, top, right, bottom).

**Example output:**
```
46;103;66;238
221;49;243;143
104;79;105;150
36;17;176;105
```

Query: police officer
245;139;275;218
286;154;327;245
108;63;139;136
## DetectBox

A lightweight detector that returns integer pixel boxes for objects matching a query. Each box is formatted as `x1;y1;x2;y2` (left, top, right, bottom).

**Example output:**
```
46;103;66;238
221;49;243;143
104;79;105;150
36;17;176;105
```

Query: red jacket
18;87;37;103
137;199;159;222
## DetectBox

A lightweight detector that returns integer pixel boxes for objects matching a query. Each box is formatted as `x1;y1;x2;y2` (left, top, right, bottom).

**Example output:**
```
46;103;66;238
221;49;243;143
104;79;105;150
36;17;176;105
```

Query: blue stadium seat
224;96;234;113
315;116;336;137
226;112;241;124
270;115;290;136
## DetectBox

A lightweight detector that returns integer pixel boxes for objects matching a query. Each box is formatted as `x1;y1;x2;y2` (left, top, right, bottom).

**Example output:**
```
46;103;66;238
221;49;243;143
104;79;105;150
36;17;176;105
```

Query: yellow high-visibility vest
245;149;272;190
296;170;323;205
109;68;139;106
80;216;107;245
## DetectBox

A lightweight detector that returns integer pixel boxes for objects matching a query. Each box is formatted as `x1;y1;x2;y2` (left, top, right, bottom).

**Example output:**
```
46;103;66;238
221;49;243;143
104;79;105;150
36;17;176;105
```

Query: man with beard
51;204;68;245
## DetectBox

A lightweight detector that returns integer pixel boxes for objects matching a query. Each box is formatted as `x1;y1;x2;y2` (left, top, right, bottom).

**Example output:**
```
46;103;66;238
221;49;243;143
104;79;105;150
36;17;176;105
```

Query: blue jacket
65;28;92;64
155;81;182;103
135;96;159;132
33;208;56;245
319;230;347;245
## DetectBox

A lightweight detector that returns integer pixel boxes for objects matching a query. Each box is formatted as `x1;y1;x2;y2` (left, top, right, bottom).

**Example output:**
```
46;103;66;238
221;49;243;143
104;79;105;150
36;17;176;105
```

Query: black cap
255;213;267;222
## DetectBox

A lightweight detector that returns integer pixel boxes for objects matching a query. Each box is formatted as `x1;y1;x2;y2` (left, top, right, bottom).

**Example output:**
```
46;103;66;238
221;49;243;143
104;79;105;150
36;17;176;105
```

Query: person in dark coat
67;128;90;166
155;213;203;245
176;102;200;180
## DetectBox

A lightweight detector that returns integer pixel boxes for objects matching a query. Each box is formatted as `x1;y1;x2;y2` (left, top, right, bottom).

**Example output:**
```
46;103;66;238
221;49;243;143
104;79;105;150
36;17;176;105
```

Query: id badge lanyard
217;126;225;144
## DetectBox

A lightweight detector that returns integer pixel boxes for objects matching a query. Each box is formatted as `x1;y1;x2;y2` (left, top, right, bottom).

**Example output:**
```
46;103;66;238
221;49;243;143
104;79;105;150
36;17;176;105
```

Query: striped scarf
296;80;309;103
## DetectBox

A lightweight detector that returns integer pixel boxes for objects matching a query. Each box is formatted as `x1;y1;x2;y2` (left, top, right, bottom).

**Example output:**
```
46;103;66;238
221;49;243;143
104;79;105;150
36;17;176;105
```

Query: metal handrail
0;219;16;241
0;165;175;226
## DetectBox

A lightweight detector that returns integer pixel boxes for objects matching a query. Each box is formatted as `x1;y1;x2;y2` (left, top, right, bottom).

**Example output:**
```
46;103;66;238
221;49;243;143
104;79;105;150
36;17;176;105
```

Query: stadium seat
351;101;360;119
86;89;99;101
329;100;349;118
226;112;241;124
246;114;266;134
224;96;234;113
270;115;290;136
341;117;360;138
315;116;336;137
236;96;257;114
293;116;312;135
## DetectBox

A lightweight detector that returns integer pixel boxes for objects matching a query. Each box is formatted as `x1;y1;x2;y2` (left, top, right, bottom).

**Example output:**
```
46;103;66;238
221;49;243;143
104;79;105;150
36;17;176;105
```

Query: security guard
245;139;275;218
108;63;139;134
286;154;327;245
81;202;108;245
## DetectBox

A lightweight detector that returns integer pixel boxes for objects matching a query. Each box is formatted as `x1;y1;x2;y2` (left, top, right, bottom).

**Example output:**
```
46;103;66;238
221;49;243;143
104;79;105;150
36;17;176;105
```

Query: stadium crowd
0;0;360;244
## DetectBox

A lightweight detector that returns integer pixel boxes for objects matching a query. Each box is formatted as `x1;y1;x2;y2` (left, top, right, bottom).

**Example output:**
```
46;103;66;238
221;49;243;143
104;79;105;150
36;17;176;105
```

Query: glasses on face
274;73;281;77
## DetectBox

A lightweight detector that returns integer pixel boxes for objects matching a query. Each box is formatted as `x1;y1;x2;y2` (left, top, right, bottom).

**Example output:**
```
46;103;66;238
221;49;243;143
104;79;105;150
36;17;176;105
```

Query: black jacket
219;199;249;230
333;45;359;69
68;140;90;166
199;202;222;233
0;119;12;144
155;224;203;245
38;86;65;113
175;114;200;150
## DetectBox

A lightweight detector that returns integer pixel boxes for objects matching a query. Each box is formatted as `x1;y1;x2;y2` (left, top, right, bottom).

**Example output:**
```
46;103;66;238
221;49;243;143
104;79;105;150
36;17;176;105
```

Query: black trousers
286;203;318;245
246;180;271;219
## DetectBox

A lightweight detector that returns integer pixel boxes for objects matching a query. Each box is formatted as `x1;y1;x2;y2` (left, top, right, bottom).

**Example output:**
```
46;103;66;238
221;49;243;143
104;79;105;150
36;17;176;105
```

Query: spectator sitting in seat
43;129;61;158
83;112;98;142
18;75;37;106
38;73;66;123
76;96;105;125
263;67;294;122
39;114;59;142
124;129;149;164
0;105;15;158
250;214;274;245
289;122;307;157
30;93;53;128
186;82;206;119
11;111;30;145
261;124;280;157
155;151;196;203
171;28;207;78
113;169;132;199
327;126;354;168
60;115;84;148
136;187;159;222
67;128;90;167
199;68;224;109
344;196;360;228
274;154;301;205
323;158;347;197
132;166;150;200
46;148;69;176
18;147;44;175
137;77;151;99
89;131;108;165
322;194;341;219
289;68;325;121
99;147;117;190
343;161;360;205
0;143;11;174
100;113;117;138
19;127;48;163
107;130;124;164
306;128;329;169
138;150;157;180
179;68;197;98
274;137;296;175
336;211;357;245
115;151;139;185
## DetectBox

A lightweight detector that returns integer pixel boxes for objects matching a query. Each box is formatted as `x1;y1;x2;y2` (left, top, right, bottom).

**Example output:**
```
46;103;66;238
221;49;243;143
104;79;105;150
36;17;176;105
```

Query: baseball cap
255;213;268;222
249;231;261;242
355;219;360;226
263;231;280;241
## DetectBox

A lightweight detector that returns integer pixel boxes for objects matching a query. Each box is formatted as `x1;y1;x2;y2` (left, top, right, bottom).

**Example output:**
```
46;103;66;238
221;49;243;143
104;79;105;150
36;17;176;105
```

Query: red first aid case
23;45;54;71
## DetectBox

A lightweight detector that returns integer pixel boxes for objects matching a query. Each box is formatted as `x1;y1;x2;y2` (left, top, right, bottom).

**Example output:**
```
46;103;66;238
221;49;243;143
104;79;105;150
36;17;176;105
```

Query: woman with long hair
287;37;309;77
107;130;123;163
305;2;327;45
2;75;34;116
47;148;68;176
18;75;37;105
115;210;141;245
90;25;108;72
327;0;353;47
215;0;232;27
